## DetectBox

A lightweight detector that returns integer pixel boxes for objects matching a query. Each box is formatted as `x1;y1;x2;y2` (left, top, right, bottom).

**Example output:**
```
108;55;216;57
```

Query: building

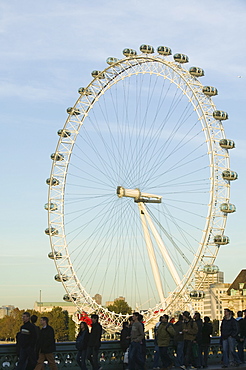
92;294;102;305
220;269;246;313
105;296;125;307
0;305;15;319
34;301;77;316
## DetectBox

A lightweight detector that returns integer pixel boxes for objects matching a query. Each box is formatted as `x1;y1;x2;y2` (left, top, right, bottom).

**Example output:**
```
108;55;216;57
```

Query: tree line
0;307;75;342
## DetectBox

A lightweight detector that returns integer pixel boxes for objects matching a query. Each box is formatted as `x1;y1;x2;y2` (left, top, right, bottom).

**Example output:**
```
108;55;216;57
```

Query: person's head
91;314;99;324
183;311;190;321
161;314;169;323
122;321;129;329
138;314;143;323
129;316;134;326
31;315;38;324
224;308;231;319
40;317;49;327
132;312;140;322
204;316;210;323
80;321;88;331
22;312;31;323
237;311;243;318
243;309;246;318
178;314;183;321
194;312;201;320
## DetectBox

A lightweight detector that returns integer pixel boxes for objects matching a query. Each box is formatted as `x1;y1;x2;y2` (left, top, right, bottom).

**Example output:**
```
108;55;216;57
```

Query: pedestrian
120;321;130;369
30;315;40;361
87;314;102;370
174;314;184;368
76;321;90;370
181;311;198;370
220;308;240;368
138;314;146;367
157;314;175;370
16;311;37;370
153;317;162;370
193;312;203;368
128;312;145;370
34;316;57;370
201;316;213;368
235;311;245;364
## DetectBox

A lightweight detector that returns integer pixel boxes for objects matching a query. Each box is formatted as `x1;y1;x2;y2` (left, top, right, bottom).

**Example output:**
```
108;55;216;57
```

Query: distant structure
221;269;246;313
0;305;15;319
34;301;77;316
92;294;102;305
106;296;125;307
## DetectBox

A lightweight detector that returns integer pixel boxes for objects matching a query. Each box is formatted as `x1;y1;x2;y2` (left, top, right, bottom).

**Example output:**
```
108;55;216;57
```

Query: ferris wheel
45;44;237;332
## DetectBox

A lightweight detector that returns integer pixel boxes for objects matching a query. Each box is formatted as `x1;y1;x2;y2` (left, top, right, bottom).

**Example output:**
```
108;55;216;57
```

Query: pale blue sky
1;0;246;309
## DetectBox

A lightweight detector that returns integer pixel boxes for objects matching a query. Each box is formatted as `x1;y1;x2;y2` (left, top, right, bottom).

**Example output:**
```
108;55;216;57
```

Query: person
120;321;130;369
157;314;175;370
174;314;184;368
138;314;146;368
34;316;57;370
193;312;203;368
16;312;37;370
76;321;90;370
87;314;102;370
181;311;198;370
235;311;245;364
220;308;240;368
128;312;145;370
30;315;40;361
153;317;162;370
201;316;213;368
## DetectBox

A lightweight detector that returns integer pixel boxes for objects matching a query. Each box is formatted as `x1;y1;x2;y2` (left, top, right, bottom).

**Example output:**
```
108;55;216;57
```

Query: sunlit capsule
220;203;236;213
213;110;228;120
67;107;81;115
91;70;105;79
106;57;119;65
50;153;64;161
157;46;172;56
54;274;69;282
57;129;71;138
222;170;238;181
139;44;154;54
189;67;204;77
45;227;58;236
202;86;218;96
190;290;205;299
122;48;137;57
44;203;58;211
48;251;62;260
203;265;219;274
78;87;93;95
214;235;230;245
173;53;189;63
219;139;235;149
46;178;60;186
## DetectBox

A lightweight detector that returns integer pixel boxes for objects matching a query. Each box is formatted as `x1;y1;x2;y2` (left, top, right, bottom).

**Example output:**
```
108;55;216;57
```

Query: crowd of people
119;309;246;370
14;308;246;370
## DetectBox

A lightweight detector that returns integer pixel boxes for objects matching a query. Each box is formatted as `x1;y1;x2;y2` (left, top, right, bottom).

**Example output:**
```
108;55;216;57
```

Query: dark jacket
76;330;89;351
88;322;102;348
221;316;238;340
202;322;213;345
195;318;203;344
174;320;184;342
120;327;130;351
18;321;37;349
38;325;56;353
183;319;198;341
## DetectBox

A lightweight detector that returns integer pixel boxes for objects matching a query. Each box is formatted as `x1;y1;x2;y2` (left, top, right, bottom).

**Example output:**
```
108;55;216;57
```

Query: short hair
178;314;183;321
41;316;49;324
23;312;31;318
138;314;143;322
31;315;38;324
204;316;210;323
163;314;169;321
195;312;201;319
129;316;134;322
133;312;140;319
91;314;99;321
237;311;243;317
183;311;190;318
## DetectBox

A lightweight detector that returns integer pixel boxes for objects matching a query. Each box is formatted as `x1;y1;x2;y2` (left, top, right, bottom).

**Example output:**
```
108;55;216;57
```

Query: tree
107;299;132;315
47;307;69;341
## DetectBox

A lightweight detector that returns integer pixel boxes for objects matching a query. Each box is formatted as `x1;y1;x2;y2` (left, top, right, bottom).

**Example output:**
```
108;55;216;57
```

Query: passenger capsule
203;265;219;274
157;46;172;56
220;203;236;213
54;274;69;282
219;139;235;149
139;44;154;54
214;235;230;245
189;67;204;77
106;57;119;65
48;251;62;260
50;153;64;161
190;290;205;299
46;178;60;186
202;86;218;96
57;129;71;138
67;107;81;115
44;203;58;211
213;110;228;120
122;48;137;57
222;170;238;181
63;293;77;302
78;87;93;95
91;70;105;79
45;227;58;236
173;53;189;63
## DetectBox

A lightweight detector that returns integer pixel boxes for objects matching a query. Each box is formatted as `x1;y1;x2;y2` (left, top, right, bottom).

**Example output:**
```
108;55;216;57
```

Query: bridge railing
0;338;222;370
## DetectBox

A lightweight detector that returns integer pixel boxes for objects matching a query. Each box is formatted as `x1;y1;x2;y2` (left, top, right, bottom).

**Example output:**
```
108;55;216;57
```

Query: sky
1;0;246;310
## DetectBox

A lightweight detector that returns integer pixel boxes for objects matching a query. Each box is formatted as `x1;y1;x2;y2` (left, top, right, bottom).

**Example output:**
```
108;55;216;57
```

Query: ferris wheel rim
46;48;231;329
